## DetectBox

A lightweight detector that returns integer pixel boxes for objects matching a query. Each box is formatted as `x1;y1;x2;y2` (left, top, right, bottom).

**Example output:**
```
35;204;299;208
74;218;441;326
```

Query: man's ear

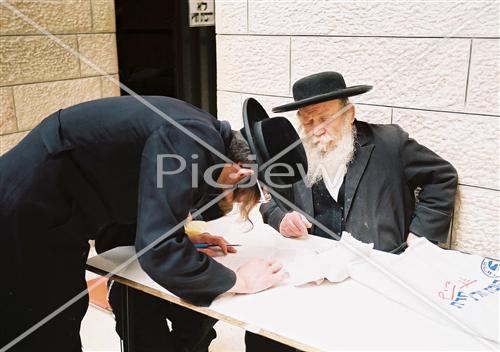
349;104;356;123
230;165;254;183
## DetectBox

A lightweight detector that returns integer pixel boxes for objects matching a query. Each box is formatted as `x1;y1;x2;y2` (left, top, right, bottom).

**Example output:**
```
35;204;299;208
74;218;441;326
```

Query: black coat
260;120;458;253
0;96;236;306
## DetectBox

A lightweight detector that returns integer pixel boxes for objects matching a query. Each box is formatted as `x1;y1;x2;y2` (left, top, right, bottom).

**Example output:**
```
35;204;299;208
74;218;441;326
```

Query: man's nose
313;126;325;136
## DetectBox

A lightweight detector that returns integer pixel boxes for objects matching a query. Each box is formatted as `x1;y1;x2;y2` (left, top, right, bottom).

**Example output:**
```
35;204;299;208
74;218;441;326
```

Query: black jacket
0;96;236;306
260;120;458;253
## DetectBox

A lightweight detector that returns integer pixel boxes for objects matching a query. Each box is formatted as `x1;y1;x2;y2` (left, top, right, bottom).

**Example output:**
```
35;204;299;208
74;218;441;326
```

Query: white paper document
285;232;374;285
348;238;500;343
213;230;499;345
215;232;374;286
214;245;315;272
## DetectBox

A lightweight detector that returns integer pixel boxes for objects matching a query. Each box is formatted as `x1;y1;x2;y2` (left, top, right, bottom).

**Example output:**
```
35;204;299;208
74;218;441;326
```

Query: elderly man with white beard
247;72;459;351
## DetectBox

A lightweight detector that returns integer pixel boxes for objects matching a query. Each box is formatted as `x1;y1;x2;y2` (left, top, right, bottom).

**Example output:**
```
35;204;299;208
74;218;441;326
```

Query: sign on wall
189;1;215;27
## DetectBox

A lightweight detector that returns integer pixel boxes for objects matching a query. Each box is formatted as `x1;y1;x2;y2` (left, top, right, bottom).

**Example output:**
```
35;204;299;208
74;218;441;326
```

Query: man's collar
217;120;233;151
354;119;371;147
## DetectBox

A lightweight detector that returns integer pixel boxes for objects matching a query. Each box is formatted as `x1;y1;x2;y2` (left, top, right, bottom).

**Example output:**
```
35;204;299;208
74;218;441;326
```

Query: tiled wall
0;0;120;155
215;0;499;258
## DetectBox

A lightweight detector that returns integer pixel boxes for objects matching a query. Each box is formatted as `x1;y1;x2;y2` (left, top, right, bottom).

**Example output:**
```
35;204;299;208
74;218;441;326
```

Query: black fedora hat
272;71;372;113
241;98;307;195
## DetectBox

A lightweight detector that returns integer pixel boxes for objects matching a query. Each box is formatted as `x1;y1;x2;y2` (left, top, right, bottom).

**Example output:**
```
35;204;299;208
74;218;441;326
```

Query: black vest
311;178;345;239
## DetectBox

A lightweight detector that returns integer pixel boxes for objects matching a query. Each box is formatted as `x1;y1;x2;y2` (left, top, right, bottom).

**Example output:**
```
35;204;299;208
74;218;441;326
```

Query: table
86;212;493;351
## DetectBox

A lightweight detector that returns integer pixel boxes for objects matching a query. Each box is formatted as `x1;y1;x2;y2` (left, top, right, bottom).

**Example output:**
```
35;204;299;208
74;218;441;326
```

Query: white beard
300;123;356;187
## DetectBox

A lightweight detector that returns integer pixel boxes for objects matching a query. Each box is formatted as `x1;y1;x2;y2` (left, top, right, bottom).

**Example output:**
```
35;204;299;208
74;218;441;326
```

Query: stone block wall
215;0;499;258
0;0;120;155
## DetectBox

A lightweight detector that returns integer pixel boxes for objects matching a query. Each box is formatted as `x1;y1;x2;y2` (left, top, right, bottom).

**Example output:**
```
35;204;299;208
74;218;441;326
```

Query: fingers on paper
288;213;309;236
197;248;224;257
267;260;287;286
268;260;283;273
195;233;237;255
224;238;238;253
299;213;313;228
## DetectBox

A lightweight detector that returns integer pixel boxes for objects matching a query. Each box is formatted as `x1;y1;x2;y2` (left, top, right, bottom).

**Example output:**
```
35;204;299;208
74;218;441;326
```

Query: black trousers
108;282;217;352
1;127;91;351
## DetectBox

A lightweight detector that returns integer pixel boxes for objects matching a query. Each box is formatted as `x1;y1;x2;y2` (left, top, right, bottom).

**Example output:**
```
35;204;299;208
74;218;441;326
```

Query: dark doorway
114;0;217;116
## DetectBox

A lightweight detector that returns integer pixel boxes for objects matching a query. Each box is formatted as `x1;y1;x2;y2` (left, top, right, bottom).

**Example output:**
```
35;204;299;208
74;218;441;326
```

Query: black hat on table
272;71;372;113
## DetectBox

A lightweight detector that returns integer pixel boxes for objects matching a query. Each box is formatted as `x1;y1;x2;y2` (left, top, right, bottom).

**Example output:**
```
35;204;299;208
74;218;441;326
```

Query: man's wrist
227;273;247;294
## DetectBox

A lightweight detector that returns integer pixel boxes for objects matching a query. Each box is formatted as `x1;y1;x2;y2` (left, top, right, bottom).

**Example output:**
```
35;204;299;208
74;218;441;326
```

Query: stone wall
215;0;500;258
0;0;120;155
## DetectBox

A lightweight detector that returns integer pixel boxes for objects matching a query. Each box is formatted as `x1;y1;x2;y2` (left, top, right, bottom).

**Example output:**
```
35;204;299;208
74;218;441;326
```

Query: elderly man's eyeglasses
236;167;271;204
256;179;271;204
236;177;271;204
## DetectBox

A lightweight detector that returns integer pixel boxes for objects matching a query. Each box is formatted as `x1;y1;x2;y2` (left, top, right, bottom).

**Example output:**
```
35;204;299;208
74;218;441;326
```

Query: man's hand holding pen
189;232;238;257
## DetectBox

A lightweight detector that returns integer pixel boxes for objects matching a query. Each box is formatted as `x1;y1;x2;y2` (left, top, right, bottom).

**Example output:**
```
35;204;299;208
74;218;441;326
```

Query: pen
194;244;241;249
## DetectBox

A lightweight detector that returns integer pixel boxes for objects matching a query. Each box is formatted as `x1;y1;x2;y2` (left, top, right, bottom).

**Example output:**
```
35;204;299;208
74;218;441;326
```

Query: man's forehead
299;100;342;118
